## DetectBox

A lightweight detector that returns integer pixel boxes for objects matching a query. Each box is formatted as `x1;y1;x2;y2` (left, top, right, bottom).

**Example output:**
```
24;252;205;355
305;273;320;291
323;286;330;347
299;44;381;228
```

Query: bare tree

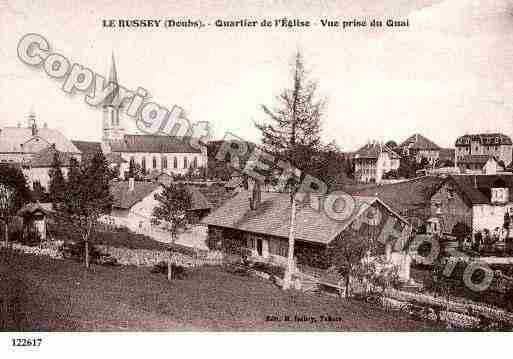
255;51;325;289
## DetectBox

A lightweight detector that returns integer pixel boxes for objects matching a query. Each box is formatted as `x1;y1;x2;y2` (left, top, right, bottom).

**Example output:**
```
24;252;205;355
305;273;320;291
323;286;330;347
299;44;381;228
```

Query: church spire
109;52;118;85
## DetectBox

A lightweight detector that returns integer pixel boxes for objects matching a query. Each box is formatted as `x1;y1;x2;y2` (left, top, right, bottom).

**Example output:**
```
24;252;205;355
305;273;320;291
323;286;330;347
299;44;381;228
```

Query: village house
349;176;445;228
0;111;81;165
22;145;75;190
429;174;513;236
353;141;401;183
398;133;443;164
100;55;207;178
202;184;412;277
456;155;505;174
105;180;211;239
455;133;512;168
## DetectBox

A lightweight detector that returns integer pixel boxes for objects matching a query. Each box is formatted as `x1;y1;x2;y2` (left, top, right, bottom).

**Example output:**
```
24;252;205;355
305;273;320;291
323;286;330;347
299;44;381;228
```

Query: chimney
249;179;261;210
128;177;135;191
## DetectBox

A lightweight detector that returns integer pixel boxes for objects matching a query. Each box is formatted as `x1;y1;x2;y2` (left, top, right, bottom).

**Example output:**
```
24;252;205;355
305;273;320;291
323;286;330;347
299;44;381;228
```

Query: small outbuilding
17;202;52;242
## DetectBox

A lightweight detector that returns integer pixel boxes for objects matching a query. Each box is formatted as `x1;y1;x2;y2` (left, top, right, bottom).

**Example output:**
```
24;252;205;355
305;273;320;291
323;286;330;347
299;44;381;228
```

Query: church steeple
102;52;124;142
109;52;118;85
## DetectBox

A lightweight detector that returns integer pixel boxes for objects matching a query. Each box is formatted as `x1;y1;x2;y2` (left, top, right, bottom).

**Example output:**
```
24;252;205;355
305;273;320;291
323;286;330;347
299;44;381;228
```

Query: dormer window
491;188;509;204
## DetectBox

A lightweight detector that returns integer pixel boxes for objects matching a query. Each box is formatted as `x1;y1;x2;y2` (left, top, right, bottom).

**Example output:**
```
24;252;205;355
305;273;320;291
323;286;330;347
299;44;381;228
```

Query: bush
250;261;285;278
17;231;42;247
59;241;118;266
151;261;187;279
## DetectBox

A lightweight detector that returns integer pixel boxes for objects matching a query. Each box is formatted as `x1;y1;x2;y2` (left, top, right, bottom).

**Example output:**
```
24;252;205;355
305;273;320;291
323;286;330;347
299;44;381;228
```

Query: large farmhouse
429;174;513;235
202;187;411;270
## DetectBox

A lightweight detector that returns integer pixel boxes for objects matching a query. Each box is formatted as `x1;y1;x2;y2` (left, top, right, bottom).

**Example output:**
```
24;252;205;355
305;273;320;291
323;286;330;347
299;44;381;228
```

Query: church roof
110;135;202;154
0;126;80;154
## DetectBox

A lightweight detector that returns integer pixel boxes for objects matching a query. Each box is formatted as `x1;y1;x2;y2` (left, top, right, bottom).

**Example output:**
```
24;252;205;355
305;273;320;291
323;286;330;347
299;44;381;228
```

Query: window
492;188;509;204
161;156;167;169
183;157;188;169
152;156;157;169
141;157;146;171
173;156;178;169
192;156;198;168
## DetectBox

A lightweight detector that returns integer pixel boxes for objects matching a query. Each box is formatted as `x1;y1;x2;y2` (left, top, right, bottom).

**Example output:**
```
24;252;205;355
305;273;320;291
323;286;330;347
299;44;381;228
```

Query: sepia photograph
1;0;513;355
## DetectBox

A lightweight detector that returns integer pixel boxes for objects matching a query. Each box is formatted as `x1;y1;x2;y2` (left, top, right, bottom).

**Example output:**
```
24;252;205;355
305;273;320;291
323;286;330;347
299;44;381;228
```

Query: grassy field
0;249;442;331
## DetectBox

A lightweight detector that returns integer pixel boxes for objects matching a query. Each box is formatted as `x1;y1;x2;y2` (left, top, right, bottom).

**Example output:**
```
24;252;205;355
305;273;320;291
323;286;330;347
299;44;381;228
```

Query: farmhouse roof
354;142;400;160
349;176;445;215
110;181;211;210
439;175;513;205
201;190;407;245
0;127;80;154
399;134;441;151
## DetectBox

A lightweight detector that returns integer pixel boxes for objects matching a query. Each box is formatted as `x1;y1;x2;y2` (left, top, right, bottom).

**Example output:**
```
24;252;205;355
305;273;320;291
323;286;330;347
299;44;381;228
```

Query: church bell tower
102;53;125;142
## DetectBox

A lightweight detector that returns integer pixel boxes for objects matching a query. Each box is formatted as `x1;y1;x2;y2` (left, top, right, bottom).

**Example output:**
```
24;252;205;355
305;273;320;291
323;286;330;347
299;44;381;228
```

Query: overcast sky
2;0;513;151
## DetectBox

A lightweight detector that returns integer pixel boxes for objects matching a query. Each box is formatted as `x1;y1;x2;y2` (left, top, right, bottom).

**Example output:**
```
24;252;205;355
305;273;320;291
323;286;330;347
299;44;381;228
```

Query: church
99;55;208;179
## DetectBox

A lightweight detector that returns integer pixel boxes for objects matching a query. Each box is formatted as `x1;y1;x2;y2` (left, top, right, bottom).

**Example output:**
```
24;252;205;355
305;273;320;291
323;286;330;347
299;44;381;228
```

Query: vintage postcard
1;0;513;356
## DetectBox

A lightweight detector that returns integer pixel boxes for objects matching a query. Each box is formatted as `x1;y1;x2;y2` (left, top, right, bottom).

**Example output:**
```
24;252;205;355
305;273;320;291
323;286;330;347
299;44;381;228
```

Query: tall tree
0;164;31;245
48;152;66;206
255;51;325;289
151;183;192;281
58;153;113;268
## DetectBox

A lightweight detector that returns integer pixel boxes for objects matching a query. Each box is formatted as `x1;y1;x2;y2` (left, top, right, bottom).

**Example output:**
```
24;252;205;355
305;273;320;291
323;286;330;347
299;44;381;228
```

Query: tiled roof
455;133;513;146
349;176;445;215
110;181;211;210
201;191;406;245
110;135;202;153
71;140;102;154
0;127;80;154
111;181;160;209
28;146;76;168
443;175;513;205
354;142;400;160
399;134;440;151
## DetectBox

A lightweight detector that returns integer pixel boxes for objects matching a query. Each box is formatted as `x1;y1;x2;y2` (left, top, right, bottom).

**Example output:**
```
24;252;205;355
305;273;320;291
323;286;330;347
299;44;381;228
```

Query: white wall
118;151;207;176
472;203;513;232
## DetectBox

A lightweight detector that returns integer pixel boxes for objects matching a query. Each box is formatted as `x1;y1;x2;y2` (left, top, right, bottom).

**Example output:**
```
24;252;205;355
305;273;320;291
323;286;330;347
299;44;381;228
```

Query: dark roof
202;191;407;245
71;140;102;154
399;134;440;151
110;135;202;154
349;176;445;215
354;142;400;160
17;202;52;217
28;146;76;167
455;133;513;146
110;181;210;210
441;175;513;205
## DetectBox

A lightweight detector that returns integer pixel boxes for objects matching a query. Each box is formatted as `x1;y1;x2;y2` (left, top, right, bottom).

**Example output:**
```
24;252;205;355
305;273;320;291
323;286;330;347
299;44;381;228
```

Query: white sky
1;0;513;151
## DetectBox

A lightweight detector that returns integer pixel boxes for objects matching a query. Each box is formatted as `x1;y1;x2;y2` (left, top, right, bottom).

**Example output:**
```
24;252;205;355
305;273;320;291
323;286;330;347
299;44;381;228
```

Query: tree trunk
4;220;8;246
85;238;90;268
283;196;297;290
167;257;173;281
